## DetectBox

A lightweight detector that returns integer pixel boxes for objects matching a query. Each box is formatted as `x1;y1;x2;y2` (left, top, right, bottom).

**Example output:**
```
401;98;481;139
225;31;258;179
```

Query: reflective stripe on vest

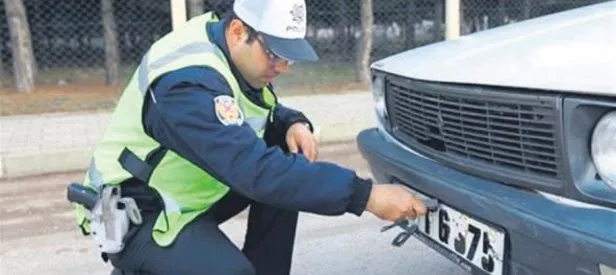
137;42;225;96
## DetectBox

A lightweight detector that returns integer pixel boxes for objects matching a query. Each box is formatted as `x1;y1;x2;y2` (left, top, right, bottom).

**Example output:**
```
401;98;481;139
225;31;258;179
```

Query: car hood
372;1;616;95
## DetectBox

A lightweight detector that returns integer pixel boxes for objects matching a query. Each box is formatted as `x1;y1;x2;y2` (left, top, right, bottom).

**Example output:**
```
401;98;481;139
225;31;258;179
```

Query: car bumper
357;128;616;275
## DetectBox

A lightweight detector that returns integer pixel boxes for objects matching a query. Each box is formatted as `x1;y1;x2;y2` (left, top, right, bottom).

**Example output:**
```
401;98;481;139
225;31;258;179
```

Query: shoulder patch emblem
214;95;243;126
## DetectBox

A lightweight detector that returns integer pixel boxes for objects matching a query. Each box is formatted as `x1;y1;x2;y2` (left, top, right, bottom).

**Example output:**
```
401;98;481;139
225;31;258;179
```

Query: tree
404;0;417;49
522;0;533;20
188;0;205;19
4;0;36;92
0;34;4;87
356;0;373;83
101;0;120;86
434;0;444;41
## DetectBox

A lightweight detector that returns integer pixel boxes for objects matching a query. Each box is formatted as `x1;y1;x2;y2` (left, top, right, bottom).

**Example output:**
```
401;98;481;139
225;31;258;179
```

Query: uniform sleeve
142;66;373;216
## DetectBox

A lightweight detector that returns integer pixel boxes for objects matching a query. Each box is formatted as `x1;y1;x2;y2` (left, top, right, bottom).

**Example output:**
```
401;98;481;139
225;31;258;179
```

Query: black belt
117;146;168;214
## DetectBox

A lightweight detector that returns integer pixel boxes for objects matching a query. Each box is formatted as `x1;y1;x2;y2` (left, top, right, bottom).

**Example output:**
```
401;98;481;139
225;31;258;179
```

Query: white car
357;1;616;275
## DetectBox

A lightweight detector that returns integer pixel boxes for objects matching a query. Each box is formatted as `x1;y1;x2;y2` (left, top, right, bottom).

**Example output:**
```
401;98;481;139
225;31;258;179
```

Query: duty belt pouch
87;185;142;254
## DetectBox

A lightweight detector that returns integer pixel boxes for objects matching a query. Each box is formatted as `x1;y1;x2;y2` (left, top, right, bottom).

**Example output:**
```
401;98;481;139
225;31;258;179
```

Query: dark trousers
108;190;299;275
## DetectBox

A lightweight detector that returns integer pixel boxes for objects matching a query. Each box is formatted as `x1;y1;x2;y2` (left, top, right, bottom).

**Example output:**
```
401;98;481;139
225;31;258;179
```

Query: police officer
74;0;426;274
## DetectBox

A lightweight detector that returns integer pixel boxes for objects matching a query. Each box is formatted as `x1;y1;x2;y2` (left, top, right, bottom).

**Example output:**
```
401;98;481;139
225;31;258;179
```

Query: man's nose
274;61;290;74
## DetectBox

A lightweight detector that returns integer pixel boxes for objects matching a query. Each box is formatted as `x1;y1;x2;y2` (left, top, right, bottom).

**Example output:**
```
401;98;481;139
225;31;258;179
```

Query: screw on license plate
421;198;438;212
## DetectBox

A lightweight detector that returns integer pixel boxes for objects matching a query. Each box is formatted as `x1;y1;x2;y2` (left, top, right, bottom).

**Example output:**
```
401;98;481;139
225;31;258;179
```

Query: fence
0;0;610;93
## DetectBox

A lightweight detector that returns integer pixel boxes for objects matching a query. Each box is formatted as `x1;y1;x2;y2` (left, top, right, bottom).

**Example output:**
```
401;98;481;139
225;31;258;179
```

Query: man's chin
257;78;273;87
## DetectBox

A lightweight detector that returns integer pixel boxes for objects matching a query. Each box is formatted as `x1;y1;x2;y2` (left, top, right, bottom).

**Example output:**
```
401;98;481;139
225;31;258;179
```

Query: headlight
372;75;390;130
591;111;616;190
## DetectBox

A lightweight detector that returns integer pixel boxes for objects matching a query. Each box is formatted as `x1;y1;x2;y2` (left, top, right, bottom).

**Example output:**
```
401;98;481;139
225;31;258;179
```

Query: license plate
413;193;506;275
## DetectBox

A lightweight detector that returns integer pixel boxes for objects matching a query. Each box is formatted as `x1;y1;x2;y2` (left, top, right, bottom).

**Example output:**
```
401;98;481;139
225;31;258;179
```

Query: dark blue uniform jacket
140;17;372;216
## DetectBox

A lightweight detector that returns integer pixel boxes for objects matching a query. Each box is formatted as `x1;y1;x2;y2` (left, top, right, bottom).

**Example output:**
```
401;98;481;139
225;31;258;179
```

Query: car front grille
386;76;564;182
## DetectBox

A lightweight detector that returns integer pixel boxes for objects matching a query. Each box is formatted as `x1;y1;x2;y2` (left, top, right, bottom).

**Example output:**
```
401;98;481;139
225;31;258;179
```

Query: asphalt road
0;140;468;275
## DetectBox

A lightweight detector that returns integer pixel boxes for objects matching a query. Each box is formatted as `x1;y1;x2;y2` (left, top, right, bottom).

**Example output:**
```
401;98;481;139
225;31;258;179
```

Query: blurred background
0;0;609;112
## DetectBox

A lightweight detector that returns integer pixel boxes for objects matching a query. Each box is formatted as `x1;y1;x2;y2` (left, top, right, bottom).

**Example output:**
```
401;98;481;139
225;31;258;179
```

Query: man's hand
286;122;318;161
365;184;427;221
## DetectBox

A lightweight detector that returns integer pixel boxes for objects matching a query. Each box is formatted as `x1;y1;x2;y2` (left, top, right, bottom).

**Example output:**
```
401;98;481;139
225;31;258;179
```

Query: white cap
233;0;318;62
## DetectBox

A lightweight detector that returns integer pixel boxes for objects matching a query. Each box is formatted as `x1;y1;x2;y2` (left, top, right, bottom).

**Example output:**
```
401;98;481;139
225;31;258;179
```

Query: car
357;1;616;275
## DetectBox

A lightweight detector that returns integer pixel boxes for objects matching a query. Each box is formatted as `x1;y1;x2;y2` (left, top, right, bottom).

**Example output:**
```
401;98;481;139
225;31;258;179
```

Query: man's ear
226;19;247;47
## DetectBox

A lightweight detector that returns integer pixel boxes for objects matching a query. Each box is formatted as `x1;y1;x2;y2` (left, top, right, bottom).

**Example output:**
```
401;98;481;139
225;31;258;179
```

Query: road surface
0;140;468;275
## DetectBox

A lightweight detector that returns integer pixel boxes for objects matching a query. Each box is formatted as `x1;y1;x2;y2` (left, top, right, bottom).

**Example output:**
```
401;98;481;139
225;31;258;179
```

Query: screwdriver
380;197;438;247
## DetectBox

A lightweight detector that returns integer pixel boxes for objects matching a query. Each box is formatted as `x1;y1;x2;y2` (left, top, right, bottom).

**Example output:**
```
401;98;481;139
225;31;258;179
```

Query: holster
86;184;142;254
